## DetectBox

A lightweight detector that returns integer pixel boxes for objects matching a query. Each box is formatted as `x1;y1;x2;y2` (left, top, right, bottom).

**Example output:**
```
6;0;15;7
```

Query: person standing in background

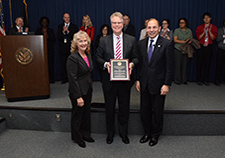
173;18;193;85
195;12;218;86
57;13;78;84
35;16;56;83
79;15;95;54
123;14;136;38
214;19;225;86
139;19;149;40
160;19;173;41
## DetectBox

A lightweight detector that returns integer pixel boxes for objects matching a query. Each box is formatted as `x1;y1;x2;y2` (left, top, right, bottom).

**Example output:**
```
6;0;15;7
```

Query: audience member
139;19;149;40
122;14;136;37
160;19;173;41
8;17;29;35
79;15;95;53
214;19;225;86
195;12;218;86
35;16;56;83
173;18;193;85
95;24;110;49
67;31;94;148
57;13;78;84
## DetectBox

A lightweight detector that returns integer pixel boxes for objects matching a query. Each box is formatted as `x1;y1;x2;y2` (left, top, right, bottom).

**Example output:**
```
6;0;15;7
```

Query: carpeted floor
0;129;224;158
0;81;225;110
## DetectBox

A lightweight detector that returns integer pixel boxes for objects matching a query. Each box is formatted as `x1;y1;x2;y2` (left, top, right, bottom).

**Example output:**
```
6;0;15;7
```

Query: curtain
3;0;225;81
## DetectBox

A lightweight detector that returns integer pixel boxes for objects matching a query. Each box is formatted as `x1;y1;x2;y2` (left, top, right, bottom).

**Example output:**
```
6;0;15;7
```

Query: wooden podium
0;35;50;101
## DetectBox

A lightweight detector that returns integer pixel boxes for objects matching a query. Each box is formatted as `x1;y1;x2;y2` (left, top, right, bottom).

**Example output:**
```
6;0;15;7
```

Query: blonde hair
110;12;124;23
70;31;91;53
82;15;93;27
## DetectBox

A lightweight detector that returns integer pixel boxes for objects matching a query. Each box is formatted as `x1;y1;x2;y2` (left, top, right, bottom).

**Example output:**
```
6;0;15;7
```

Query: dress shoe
83;137;95;142
183;81;188;85
122;136;130;144
203;81;210;86
197;81;203;86
61;81;67;84
76;141;86;148
139;135;150;143
149;137;158;147
106;136;113;144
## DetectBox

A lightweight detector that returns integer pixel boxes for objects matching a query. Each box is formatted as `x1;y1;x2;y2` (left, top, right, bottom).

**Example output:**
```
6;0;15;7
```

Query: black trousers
215;48;225;83
103;82;131;138
140;87;165;138
69;88;92;142
196;44;213;82
60;53;70;82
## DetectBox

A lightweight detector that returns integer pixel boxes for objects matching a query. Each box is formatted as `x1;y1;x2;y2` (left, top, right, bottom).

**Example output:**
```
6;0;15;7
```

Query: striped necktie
116;36;122;59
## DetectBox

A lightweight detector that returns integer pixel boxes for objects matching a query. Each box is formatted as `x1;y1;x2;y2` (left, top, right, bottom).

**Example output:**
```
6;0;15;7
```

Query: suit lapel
109;35;114;59
142;38;149;66
123;34;127;58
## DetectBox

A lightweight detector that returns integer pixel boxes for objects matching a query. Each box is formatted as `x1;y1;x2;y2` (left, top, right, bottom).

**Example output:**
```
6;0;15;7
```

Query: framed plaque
110;59;130;81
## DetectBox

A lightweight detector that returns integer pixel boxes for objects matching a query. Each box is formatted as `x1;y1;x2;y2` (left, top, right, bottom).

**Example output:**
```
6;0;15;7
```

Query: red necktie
116;36;122;59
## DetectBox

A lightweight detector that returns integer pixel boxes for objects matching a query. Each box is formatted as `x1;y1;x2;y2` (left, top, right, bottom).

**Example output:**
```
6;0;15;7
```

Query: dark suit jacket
8;26;26;35
95;34;139;91
57;23;78;55
67;52;93;100
137;36;174;94
123;24;136;37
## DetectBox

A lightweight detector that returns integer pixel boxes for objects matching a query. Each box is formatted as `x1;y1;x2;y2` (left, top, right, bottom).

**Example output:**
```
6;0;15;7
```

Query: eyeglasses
111;22;123;25
179;22;185;24
162;23;168;25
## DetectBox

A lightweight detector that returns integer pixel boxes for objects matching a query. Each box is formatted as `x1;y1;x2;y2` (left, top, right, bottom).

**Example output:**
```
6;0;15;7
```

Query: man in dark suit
57;13;78;84
136;18;173;146
122;14;136;38
8;17;29;35
96;12;139;144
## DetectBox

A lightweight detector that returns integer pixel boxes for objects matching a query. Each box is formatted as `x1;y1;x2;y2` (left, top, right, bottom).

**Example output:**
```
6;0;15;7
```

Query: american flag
0;0;6;71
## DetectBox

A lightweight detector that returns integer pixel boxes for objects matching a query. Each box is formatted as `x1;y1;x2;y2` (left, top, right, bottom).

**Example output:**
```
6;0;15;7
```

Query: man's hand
106;62;111;74
160;85;169;95
136;81;141;92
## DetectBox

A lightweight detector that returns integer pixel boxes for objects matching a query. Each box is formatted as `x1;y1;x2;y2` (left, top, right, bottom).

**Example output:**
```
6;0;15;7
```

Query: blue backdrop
2;0;225;81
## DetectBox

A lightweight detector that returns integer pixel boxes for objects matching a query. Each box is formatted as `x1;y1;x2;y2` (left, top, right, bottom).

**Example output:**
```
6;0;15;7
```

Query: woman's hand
77;97;84;107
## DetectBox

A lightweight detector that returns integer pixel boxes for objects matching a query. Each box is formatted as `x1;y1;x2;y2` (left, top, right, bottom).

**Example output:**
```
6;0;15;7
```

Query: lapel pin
158;45;161;48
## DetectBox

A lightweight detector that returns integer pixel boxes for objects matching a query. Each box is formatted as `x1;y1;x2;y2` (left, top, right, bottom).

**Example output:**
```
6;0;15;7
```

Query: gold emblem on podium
15;47;33;65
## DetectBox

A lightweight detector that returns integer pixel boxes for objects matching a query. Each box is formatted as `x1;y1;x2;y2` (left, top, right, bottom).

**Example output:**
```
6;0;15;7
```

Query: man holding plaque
96;12;139;144
136;18;173;146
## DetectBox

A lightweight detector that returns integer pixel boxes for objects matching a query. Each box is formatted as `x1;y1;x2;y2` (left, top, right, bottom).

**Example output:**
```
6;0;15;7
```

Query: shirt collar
148;34;159;44
16;26;22;30
64;22;70;26
113;32;123;39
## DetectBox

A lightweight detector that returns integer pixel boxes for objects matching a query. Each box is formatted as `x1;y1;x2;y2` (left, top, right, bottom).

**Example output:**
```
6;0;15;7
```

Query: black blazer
8;26;25;35
95;34;139;91
137;36;174;94
67;52;93;100
57;23;78;55
123;24;136;37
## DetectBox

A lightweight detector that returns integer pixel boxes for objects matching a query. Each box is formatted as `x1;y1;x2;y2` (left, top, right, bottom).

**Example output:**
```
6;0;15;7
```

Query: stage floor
0;81;225;111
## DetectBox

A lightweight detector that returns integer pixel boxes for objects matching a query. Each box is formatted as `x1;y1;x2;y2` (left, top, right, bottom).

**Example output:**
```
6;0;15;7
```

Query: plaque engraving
110;59;130;81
